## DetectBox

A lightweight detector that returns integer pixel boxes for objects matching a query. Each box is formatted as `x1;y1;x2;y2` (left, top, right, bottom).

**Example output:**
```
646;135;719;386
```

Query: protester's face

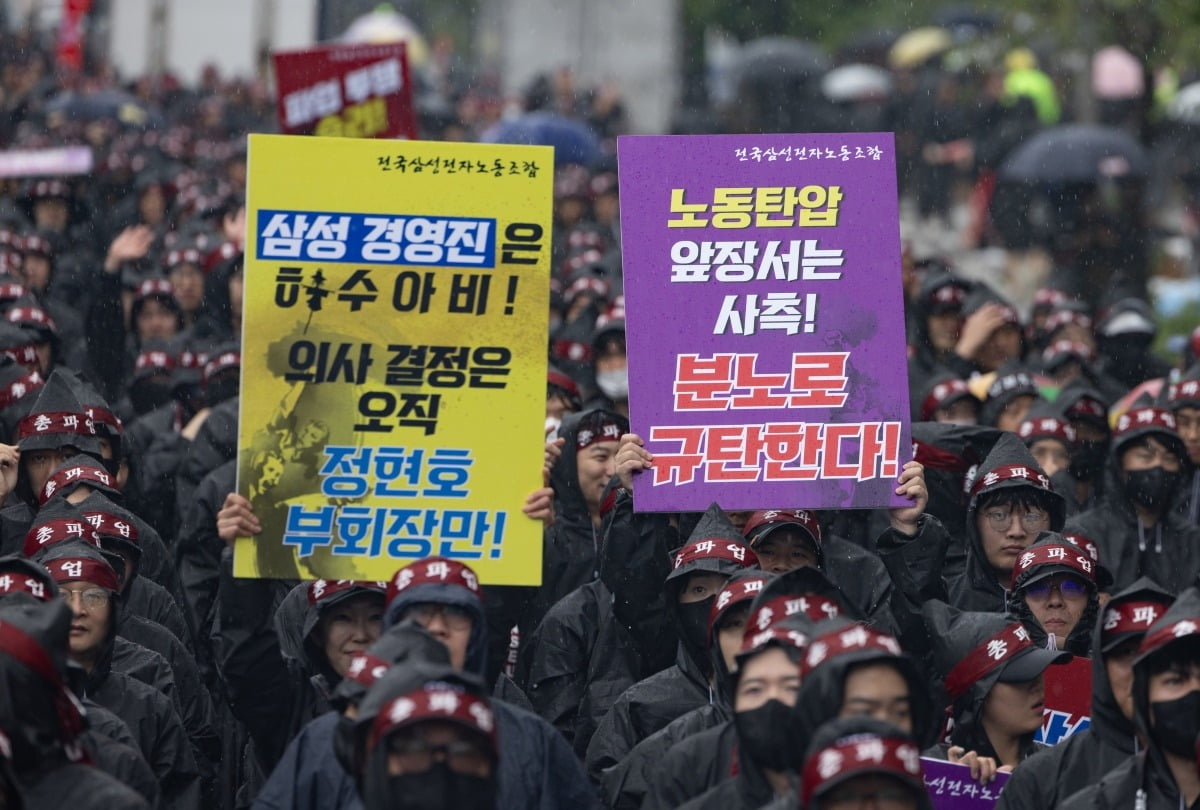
24;447;70;496
1103;637;1140;722
936;399;978;425
982;675;1045;738
1021;574;1089;648
319;594;383;678
723;511;753;533
62;582;112;662
1121;436;1182;475
979;323;1022;372
1173;407;1200;465
139;185;166;225
386;721;493;778
593;192;619;226
819;774;919;810
679;572;726;605
169;263;204;314
1147;658;1200;705
977;499;1050;579
136;299;178;341
546;391;574;421
752;528;819;574
840;662;914;733
20;255;50;292
1029;439;1070;478
717;605;750;674
733;647;801;712
926;311;960;352
996;395;1035;434
405;602;474;671
576;440;619;513
33;198;68;232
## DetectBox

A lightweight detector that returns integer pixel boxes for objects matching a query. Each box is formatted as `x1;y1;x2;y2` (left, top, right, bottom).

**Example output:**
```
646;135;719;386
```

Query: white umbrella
821;63;893;102
1168;82;1200;124
341;5;429;66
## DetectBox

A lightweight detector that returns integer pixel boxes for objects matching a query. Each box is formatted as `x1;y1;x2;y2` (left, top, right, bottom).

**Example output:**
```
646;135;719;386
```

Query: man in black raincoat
1007;532;1102;655
997;577;1174;809
0;593;148;808
1059;585;1200;809
906;270;972;399
584;507;758;782
1051;380;1113;518
1067;405;1200;594
382;555;599;810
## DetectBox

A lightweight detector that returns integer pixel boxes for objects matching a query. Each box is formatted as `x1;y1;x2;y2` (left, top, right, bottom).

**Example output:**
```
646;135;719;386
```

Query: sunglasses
1024;576;1089;600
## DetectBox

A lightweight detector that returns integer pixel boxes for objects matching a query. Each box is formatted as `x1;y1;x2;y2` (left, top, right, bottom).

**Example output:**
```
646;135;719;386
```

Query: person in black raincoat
906;270;972;401
40;540;200;809
1017;403;1077;480
1008;532;1102;655
0;593;149;809
997;576;1174;810
1050;380;1113;518
584;507;759;783
254;623;453;810
912;373;980;426
922;600;1070;774
881;433;1065;627
794;716;932;810
1067;405;1200;594
216;564;386;779
486;408;628;678
1167;365;1200;524
1058;585;1200;809
382;555;600;810
599;568;773;809
978;364;1043;433
643;568;861;810
938;285;1026;380
1093;297;1172;392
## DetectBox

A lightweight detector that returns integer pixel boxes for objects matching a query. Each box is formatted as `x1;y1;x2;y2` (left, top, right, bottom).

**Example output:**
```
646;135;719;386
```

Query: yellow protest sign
235;134;551;585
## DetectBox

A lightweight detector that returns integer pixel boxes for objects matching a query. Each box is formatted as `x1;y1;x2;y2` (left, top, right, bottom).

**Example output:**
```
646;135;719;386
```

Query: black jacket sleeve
875;514;950;652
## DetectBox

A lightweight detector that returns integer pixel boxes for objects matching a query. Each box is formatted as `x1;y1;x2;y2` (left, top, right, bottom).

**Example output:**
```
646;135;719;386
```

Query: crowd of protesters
0;14;1198;810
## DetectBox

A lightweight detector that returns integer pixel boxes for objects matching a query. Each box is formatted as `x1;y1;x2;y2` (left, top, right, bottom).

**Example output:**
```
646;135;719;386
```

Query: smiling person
1067;405;1200;594
1059;586;1200;809
1009;533;1101;654
924;601;1070;778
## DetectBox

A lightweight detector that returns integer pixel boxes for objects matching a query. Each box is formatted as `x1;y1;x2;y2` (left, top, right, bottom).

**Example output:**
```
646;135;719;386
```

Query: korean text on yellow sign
236;134;551;585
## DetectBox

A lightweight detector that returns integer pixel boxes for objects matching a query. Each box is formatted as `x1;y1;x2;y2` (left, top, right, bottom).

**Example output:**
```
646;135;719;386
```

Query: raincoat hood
551;408;628;522
978;362;1041;428
383;557;488;678
911;422;1004;537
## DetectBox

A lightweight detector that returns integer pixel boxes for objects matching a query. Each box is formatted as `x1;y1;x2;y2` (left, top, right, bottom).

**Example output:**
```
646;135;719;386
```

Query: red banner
1035;656;1092;745
272;43;417;140
57;0;93;71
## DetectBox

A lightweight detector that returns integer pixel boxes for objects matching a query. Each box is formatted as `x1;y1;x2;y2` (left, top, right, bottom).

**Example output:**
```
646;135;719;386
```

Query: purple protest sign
617;133;911;512
921;757;1009;809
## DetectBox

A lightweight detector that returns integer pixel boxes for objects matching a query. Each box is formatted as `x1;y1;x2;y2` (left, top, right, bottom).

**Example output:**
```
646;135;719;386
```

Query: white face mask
596;368;629;399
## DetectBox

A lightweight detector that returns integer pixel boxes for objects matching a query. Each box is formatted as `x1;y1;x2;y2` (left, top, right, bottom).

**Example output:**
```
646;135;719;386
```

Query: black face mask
1150;690;1200;759
1068;439;1108;481
129;381;173;415
734;698;798;771
384;763;495;810
206;377;239;407
676;595;716;653
1123;466;1182;510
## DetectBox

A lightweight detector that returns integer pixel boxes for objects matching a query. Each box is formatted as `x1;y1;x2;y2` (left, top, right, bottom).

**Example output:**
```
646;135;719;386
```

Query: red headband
944;623;1034;700
1115;408;1178;438
39;465;114;505
744;509;823;547
803;625;902;678
575;419;622;451
748;595;842;637
1102;600;1168;640
708;576;768;640
369;687;496;752
46;557;120;592
1012;543;1096;589
7;307;55;330
2;344;39;367
740;624;810;655
921;378;972;421
1017;417;1076;445
673;539;758;570
83;406;122;436
344;651;392;688
0;572;51;601
1170;380;1200;405
307;579;386;606
1061;532;1100;564
82;512;139;544
801;736;923;807
18;411;96;441
388;558;482;605
0;369;42;409
23;519;100;557
970;464;1052;496
1139;617;1200;658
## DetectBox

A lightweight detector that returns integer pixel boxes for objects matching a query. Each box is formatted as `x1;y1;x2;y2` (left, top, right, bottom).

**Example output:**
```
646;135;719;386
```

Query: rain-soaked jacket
485;409;629;680
997;577;1174;810
644;717;738;810
1066;408;1200;594
1058;586;1200;810
584;506;756;782
383;559;601;810
520;475;676;756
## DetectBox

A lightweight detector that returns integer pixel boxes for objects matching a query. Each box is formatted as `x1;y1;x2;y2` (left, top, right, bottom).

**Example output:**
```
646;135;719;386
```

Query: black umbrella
732;37;831;85
44;89;164;129
1000;124;1149;183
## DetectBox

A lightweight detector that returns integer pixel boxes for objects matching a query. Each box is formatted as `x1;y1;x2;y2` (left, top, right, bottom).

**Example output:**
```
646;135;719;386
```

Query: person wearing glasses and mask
1067;405;1200;595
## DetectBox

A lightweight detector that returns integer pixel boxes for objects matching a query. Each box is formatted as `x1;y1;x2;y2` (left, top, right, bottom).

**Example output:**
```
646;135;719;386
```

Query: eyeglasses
387;736;491;773
404;603;473;631
824;786;917;809
1024;576;1089;601
59;588;110;610
982;507;1049;531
